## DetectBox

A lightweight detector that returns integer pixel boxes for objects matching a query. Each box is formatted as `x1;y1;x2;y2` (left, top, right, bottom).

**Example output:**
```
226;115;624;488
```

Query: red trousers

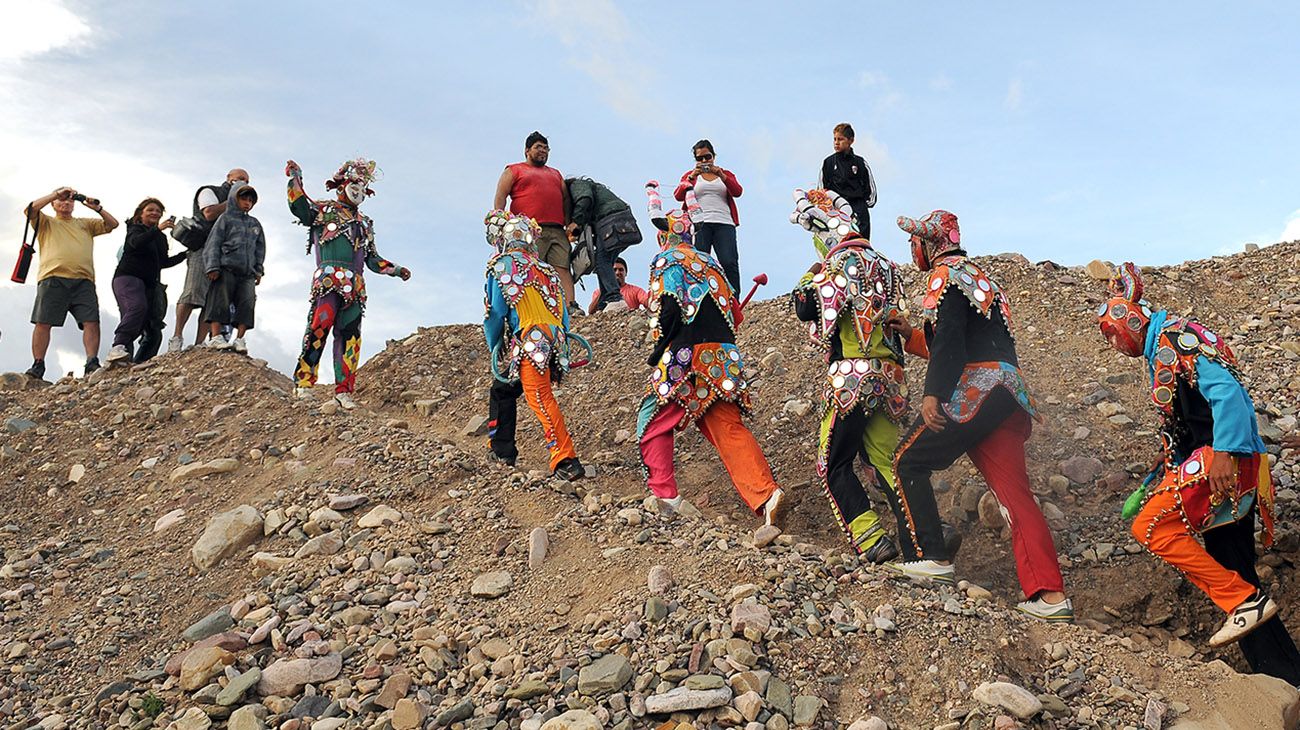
895;396;1064;599
639;400;778;512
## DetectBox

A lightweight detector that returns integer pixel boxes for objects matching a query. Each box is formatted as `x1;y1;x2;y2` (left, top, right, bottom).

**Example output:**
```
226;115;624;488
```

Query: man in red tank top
494;132;576;313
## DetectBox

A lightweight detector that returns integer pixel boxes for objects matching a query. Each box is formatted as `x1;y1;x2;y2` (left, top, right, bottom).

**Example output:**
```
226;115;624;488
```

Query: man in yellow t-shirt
22;186;119;380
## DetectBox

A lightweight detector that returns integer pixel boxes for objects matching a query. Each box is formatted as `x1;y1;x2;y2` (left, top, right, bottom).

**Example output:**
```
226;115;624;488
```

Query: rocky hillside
1;242;1299;730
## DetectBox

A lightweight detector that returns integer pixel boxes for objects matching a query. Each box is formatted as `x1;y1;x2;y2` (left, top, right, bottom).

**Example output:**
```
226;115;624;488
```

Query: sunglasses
694;153;714;162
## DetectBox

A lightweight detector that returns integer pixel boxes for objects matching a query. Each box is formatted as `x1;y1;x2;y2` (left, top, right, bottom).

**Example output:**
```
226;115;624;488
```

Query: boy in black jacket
819;123;877;238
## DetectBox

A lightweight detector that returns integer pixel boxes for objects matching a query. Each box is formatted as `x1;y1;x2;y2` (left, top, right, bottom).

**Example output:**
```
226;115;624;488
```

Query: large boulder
191;505;263;570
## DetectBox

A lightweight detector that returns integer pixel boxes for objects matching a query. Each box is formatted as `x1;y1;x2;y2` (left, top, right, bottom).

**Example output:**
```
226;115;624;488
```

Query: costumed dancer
789;189;910;562
637;180;786;523
482;210;588;482
1099;264;1298;673
886;210;1071;622
286;159;411;410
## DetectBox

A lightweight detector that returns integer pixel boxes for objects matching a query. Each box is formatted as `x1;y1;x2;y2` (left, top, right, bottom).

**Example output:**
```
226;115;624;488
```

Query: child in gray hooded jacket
202;181;266;353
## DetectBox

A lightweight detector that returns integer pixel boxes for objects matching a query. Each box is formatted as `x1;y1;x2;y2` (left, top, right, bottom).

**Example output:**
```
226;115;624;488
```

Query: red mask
1097;298;1148;357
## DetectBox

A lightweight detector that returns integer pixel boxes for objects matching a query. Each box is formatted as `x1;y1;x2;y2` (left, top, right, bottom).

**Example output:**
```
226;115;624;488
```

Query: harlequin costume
1100;264;1296;664
637;180;785;522
483;210;588;481
788;189;908;562
287;159;410;409
889;210;1069;620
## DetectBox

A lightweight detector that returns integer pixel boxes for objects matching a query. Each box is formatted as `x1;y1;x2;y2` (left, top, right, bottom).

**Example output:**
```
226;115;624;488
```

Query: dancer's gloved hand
398;267;412;281
921;395;947;432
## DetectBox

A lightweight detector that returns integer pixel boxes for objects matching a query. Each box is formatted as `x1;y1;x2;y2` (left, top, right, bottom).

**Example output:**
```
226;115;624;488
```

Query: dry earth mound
1;243;1298;729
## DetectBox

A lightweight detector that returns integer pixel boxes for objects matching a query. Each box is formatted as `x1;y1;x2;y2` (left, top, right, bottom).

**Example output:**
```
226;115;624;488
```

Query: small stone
735;690;764;722
191;505;263;570
376;672;412;709
644;685;733;713
328;493;369;510
847;718;887;730
462;414;490;436
183;607;234;643
227;705;267;730
393;698;427;729
1085;259;1113;280
154;508;186;533
179;646;234;691
170;457;240;482
540;709;602;730
793;696;823;726
505;678;551;701
973;682;1043;719
578;653;632;695
215;667;261;706
357;504;402;528
645;596;668;622
753;525;781;548
731;601;772;635
977;491;1006;530
529;527;549;569
471;571;513;598
295;530;344;558
171;707;213;730
432;697;473;726
68;464;85;483
648;565;673;595
257;653;342;696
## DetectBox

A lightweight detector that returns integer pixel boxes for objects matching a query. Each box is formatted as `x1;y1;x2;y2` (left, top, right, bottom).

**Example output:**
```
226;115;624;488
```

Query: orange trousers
639;399;778;513
520;365;576;471
1133;473;1256;614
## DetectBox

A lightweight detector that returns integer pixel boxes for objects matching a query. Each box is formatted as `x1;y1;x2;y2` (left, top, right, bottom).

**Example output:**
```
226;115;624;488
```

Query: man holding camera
21;186;119;379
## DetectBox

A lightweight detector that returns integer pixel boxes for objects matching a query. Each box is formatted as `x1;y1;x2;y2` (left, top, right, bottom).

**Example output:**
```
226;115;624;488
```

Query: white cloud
858;70;888;88
527;0;665;125
0;0;90;62
1005;78;1024;111
930;74;953;91
1278;209;1300;243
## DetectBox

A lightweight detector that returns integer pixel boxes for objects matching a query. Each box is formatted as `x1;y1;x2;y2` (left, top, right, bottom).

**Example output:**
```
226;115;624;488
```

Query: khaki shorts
179;249;211;307
535;225;571;272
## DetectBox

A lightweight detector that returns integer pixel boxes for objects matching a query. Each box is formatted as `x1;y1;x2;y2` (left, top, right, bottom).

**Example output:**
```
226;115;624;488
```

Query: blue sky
1;1;1297;376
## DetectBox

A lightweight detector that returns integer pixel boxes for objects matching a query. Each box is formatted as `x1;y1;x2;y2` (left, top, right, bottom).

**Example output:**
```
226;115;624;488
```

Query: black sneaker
861;535;901;564
25;359;46;380
84;357;101;375
942;523;963;559
553;457;585;482
487;451;516;467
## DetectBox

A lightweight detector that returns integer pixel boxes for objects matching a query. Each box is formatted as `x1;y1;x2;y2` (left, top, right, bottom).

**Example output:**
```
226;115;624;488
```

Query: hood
226;181;258;214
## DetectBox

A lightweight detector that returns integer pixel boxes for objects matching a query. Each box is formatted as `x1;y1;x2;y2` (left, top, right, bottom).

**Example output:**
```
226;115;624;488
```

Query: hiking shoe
762;488;788;527
487;451;517;467
603;300;629;313
942;522;963;559
230;336;248;354
554;457;585;482
568;303;586;318
1210;592;1279;648
1016;596;1075;623
861;535;900;564
84;357;101;375
205;334;232;350
334;392;357;410
293;386;314;399
106;345;130;364
167;336;184;354
889;559;956;585
25;359;46;380
659;495;684;514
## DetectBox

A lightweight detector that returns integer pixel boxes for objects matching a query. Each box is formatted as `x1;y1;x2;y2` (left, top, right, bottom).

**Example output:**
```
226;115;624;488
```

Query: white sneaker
167;336;184;354
334;392;357;410
659;495;684;514
204;335;232;350
293;386;314;399
603;300;629;313
1209;593;1279;647
762;488;788;527
1016;596;1075;623
888;559;956;585
230;337;248;354
105;344;130;364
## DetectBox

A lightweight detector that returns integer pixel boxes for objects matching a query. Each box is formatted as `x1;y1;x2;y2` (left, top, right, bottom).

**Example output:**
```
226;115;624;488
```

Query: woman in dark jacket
673;139;743;292
106;198;184;364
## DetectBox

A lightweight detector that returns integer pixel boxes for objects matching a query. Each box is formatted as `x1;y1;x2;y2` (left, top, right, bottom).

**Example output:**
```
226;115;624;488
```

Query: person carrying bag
565;176;641;312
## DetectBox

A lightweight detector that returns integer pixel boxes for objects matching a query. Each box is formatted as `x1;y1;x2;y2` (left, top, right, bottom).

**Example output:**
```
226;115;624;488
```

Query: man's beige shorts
535;225;571;272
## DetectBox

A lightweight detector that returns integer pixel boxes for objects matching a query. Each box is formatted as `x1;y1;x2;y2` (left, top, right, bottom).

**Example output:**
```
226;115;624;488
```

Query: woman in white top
673;139;744;292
